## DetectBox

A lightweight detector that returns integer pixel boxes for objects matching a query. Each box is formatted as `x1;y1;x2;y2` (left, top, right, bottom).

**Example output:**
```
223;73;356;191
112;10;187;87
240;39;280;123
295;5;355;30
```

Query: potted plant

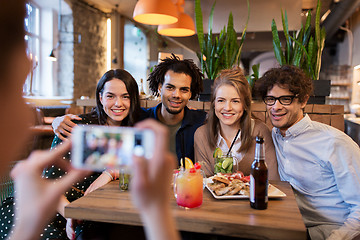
271;0;329;104
195;0;249;101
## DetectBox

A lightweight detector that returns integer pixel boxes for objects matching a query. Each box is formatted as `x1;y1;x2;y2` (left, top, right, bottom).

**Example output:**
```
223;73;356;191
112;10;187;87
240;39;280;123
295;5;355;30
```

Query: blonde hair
206;67;253;153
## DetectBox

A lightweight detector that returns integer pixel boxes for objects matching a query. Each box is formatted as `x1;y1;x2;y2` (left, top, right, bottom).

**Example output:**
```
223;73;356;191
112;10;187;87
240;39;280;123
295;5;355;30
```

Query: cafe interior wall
332;7;360;110
57;13;74;97
32;0;304;105
71;0;107;102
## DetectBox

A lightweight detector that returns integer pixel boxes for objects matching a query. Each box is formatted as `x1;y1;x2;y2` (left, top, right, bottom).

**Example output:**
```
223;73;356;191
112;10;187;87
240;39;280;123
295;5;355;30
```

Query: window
24;2;40;95
124;20;148;94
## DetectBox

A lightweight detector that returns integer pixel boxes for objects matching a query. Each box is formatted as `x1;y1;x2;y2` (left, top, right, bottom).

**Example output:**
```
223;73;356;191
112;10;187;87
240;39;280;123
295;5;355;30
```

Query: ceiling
82;0;333;32
36;0;337;37
82;0;332;17
36;0;358;60
79;0;336;53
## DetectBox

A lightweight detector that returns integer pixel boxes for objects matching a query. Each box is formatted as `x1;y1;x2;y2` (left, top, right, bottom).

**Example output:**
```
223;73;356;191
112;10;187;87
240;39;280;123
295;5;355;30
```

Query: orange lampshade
133;0;179;25
157;12;195;37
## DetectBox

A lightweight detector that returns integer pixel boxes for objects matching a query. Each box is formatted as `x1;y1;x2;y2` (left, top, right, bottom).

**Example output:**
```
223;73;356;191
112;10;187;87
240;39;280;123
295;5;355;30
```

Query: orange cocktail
174;167;203;209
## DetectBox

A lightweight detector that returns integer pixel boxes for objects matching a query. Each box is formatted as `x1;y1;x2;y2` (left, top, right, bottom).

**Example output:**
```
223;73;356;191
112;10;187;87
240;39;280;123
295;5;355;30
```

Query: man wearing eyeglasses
256;65;360;240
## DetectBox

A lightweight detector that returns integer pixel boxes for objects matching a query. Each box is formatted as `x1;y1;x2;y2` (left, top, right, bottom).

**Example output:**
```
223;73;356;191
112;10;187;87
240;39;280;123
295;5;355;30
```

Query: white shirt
217;120;255;168
272;114;360;240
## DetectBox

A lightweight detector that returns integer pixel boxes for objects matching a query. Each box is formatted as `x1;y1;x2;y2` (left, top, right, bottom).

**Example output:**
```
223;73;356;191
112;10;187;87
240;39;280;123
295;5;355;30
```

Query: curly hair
148;54;204;99
255;65;313;104
207;67;253;153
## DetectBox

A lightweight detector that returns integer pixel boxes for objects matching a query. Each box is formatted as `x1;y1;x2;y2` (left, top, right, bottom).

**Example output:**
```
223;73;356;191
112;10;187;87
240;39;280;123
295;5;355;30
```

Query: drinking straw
227;129;240;157
180;132;185;167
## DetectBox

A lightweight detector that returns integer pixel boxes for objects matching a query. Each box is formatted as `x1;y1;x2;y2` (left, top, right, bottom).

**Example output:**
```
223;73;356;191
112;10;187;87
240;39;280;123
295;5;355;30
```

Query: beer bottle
139;78;146;95
250;136;268;210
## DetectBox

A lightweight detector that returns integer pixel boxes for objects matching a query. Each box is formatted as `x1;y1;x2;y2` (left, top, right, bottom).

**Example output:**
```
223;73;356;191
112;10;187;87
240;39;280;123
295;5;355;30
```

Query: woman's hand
10;141;90;239
84;172;113;196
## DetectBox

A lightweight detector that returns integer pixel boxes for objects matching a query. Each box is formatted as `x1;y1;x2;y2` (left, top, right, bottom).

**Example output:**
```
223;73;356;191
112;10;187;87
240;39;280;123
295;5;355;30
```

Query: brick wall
72;0;107;101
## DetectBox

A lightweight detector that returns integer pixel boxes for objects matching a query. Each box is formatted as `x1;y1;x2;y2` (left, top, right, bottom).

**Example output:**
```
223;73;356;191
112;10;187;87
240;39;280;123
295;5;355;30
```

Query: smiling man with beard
146;54;206;164
256;65;360;240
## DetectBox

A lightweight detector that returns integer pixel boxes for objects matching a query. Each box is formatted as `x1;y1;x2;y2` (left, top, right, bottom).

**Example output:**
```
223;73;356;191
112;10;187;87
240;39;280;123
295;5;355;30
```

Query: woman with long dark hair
46;69;148;239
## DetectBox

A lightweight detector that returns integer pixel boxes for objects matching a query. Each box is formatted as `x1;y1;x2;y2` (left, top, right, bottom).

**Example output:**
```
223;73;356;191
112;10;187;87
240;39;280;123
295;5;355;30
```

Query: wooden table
65;180;306;240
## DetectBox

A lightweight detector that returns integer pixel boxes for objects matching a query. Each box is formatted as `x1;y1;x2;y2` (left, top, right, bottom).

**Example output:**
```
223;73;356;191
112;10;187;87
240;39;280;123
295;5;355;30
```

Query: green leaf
271;19;284;65
315;0;321;48
195;0;204;54
281;9;291;64
315;28;326;80
208;1;216;37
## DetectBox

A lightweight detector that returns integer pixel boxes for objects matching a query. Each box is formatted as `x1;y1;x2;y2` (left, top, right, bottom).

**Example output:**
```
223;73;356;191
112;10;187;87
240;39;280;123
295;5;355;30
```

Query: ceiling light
157;0;195;37
133;0;178;25
158;13;195;37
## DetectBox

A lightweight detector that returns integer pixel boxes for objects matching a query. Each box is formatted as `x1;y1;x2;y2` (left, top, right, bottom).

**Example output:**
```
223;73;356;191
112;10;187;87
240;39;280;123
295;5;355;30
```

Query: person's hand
52;114;81;140
131;119;175;210
130;119;180;240
84;172;113;196
10;141;90;239
66;218;81;240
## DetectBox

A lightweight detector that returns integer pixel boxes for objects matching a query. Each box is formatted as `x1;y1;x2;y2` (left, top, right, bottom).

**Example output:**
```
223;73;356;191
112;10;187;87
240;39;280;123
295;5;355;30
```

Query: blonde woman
194;68;279;180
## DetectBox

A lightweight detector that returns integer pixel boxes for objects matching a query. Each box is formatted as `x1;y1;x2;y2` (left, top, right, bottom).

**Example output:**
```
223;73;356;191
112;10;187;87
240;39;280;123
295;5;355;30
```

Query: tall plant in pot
195;0;249;100
271;0;329;103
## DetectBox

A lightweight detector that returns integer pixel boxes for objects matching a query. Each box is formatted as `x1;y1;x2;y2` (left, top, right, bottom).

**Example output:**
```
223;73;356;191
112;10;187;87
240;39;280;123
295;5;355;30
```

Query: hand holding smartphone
72;125;155;171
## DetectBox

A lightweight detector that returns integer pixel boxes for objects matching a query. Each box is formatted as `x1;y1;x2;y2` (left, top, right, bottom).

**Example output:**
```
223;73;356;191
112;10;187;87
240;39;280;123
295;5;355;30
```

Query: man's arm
327;136;360;240
52;114;81;140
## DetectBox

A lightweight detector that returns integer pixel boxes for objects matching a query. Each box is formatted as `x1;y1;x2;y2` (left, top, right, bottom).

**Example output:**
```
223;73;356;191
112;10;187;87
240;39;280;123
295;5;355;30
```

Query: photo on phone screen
72;125;155;171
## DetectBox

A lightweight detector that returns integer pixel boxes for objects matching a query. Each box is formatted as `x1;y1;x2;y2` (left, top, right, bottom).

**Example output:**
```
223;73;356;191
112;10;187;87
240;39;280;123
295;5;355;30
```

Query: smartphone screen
72;125;155;171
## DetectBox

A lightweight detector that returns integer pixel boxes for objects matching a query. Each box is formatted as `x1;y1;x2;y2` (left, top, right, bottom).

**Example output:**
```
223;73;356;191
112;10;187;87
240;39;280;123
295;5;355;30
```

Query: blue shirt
144;103;206;164
272;114;360;239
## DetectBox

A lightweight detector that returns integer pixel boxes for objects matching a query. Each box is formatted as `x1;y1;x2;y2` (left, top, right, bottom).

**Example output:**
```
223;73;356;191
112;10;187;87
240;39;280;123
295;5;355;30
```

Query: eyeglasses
263;95;298;106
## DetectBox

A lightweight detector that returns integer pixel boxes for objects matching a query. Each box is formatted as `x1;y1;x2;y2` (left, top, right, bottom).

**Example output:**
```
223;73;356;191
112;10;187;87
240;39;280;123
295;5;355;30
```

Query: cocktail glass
174;168;203;209
214;153;234;174
119;168;131;191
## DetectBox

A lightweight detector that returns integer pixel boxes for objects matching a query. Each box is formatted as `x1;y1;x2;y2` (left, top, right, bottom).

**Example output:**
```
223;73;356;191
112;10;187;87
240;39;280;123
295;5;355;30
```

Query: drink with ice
174;164;203;209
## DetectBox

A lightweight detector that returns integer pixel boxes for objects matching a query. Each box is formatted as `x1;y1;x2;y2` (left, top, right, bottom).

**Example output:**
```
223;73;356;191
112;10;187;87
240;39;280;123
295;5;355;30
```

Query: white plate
205;178;286;200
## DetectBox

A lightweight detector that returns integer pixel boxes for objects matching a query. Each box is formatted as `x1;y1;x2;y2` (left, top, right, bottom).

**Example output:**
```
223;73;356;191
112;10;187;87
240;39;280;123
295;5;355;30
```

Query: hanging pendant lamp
158;12;195;37
133;0;179;25
157;0;195;37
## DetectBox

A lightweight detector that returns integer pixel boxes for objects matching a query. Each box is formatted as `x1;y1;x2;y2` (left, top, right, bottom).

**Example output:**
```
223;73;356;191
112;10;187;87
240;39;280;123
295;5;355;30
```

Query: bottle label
265;180;268;203
250;174;255;203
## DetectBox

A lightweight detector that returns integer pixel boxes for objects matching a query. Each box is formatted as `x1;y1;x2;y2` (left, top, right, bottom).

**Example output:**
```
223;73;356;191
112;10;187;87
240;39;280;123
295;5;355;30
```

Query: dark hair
207;67;253;153
148;54;203;99
255;65;313;104
94;69;141;126
0;1;26;79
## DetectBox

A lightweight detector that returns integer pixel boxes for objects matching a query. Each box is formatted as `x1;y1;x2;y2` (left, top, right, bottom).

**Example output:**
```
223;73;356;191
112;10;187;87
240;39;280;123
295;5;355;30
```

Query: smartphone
72;125;155;171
